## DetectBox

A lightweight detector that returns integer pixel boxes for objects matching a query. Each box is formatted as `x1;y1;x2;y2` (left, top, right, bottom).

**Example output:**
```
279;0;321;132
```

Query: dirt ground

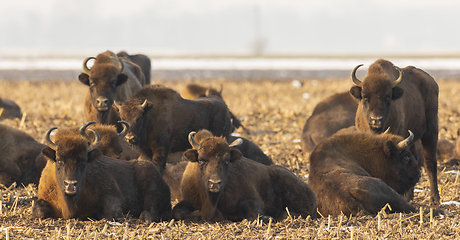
0;75;460;239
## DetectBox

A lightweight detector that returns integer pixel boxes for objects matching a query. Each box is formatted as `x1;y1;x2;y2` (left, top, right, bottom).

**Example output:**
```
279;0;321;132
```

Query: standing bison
349;59;440;204
172;130;316;222
309;131;419;216
32;123;171;223
301;91;358;153
79;50;146;125
117;85;232;173
117;51;151;85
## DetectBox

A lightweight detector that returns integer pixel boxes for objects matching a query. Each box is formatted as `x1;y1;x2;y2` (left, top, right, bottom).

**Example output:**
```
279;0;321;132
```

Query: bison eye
385;96;391;103
403;155;410;164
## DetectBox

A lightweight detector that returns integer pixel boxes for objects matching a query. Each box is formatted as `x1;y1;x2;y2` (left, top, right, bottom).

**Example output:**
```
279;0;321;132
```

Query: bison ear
349;86;362;100
42;147;56;162
392;87;404;100
183;149;199;162
229;149;243;162
78;73;90;86
116;74;128;86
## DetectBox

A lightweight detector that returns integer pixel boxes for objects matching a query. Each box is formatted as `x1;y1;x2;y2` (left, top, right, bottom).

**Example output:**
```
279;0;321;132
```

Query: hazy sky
2;0;460;56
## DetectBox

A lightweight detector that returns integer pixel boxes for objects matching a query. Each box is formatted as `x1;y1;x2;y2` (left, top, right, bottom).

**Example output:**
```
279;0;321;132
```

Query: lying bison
117;85;232;173
0;97;22;120
301;91;358;153
172;130;316;222
0;124;46;186
309;131;419;216
32;122;171;223
117;51;151;85
79;50;145;125
349;59;440;204
181;83;243;130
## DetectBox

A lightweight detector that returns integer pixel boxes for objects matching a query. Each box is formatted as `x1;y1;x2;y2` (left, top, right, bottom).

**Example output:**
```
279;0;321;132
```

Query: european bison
79;50;146;125
172;130;316;222
309;131;419;216
117;85;232;173
117;51;151;85
0;98;22;120
32;122;171;223
301;91;358;153
0;124;46;186
228;135;273;165
181;83;244;130
349;59;440;204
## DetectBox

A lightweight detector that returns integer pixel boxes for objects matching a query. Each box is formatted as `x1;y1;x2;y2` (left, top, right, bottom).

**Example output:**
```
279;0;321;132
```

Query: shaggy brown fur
309;131;420;216
0;124;46;186
118;85;232;173
350;59;440;204
0;98;22;120
117;51;151;85
181;83;243;130
228;135;272;165
172;130;316;222
79;50;146;125
32;126;171;223
301;91;358;153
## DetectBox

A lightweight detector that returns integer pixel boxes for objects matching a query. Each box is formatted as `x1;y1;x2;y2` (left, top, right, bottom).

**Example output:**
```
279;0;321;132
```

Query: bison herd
0;52;453;224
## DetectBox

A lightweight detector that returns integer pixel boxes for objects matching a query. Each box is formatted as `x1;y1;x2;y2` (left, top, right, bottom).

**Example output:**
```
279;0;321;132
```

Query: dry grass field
1;75;460;239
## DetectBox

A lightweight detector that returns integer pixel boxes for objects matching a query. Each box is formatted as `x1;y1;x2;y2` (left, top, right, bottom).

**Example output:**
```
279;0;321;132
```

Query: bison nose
125;134;138;145
208;179;222;193
64;180;78;195
369;116;383;126
96;97;109;109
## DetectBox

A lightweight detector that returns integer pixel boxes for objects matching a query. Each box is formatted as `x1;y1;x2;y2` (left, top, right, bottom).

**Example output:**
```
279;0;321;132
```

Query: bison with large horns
172;130;316;222
32;122;171;223
309;130;419;216
349;59;440;204
79;50;146;125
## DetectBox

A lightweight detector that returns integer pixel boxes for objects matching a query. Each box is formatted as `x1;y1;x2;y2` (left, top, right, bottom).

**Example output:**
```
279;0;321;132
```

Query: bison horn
117;121;130;139
141;99;148;110
188;131;200;149
118;58;124;74
397;130;414;150
44;127;58;151
86;129;101;152
351;64;364;87
219;84;223;94
205;87;211;97
113;101;122;110
79;121;97;142
383;127;391;135
82;57;96;75
229;138;243;147
392;66;404;87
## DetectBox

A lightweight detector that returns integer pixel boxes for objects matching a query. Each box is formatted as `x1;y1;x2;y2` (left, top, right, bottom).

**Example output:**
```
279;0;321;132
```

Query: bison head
381;130;421;194
78;51;128;123
87;121;130;159
42;122;101;205
349;60;404;133
117;99;152;146
183;130;243;206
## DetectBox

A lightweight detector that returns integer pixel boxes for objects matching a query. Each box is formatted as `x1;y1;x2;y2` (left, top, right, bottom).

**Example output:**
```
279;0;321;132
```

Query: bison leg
235;199;265;221
100;196;123;220
31;199;53;219
172;201;201;221
349;178;416;214
421;127;440;205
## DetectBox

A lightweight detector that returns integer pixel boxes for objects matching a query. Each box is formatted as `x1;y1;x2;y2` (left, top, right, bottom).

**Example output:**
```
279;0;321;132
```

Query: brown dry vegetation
1;76;460;239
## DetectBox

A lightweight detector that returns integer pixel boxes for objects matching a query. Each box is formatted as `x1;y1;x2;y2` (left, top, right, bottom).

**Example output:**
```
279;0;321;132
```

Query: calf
309;131;419;216
349;59;439;204
172;130;316;222
301;91;358;153
181;83;243;130
32;123;171;223
117;85;232;173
